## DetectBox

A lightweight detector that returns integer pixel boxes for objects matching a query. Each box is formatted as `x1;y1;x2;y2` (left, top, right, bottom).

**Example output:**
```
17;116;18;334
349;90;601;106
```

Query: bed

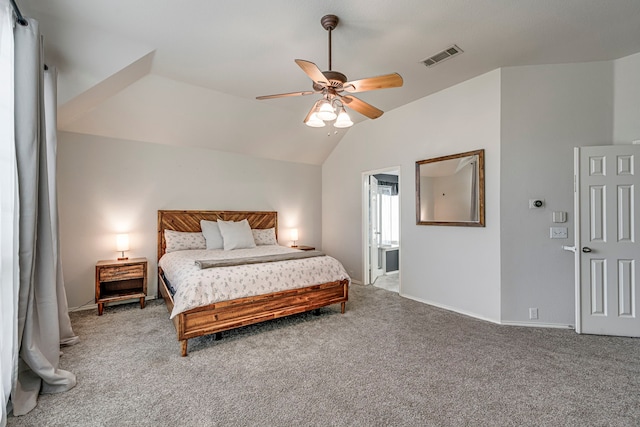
157;210;350;356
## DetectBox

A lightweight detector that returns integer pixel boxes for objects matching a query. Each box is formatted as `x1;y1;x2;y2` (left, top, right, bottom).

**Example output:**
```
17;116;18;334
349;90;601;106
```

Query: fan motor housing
313;70;347;91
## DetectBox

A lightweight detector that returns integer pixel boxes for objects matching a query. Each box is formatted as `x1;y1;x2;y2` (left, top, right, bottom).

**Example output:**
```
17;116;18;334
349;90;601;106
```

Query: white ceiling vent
421;44;463;67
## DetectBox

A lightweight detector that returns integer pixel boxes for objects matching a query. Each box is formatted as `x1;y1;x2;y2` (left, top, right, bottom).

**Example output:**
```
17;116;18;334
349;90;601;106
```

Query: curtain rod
9;0;48;70
10;0;28;26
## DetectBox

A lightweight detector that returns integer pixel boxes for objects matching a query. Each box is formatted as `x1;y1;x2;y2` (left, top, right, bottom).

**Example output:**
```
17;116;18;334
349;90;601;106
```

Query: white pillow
164;230;206;253
200;220;224;250
252;228;278;246
217;219;256;250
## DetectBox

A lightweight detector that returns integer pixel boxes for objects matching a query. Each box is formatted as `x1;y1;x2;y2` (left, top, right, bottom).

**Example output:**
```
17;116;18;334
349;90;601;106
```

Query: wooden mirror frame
415;149;485;227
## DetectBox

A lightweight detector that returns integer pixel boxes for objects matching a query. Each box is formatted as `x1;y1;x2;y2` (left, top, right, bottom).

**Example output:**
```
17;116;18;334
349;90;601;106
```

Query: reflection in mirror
416;149;484;226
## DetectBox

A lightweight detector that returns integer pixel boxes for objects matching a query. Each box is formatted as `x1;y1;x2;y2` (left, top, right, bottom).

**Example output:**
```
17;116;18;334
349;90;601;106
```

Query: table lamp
116;233;130;260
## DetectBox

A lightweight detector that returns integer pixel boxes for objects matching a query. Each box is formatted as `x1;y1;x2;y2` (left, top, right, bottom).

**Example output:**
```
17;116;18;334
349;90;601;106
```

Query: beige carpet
7;284;640;426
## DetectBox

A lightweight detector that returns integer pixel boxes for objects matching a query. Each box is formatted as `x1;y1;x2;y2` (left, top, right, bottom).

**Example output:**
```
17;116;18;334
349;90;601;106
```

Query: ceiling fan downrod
321;14;339;71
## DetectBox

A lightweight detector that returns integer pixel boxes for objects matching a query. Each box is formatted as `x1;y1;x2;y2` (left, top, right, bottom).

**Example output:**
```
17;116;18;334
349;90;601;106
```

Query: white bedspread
159;245;350;318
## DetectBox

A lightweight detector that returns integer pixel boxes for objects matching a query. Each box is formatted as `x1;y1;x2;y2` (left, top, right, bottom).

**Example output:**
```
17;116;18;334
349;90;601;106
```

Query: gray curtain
11;16;78;417
43;67;78;348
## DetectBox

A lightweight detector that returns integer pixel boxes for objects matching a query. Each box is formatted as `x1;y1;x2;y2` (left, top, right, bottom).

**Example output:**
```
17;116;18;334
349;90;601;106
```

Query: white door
576;145;640;337
368;175;384;284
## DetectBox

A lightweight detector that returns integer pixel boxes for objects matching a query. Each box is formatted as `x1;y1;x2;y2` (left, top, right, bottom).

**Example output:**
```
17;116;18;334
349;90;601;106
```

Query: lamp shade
305;112;325;128
316;100;337;121
290;228;299;242
116;234;130;252
333;107;353;128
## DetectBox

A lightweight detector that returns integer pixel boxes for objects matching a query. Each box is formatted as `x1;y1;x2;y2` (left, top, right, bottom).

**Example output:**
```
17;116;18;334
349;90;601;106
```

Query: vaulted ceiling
21;0;640;164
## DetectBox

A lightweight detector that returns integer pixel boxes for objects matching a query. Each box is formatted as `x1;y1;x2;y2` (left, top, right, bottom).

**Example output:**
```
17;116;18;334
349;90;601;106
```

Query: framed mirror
416;149;485;227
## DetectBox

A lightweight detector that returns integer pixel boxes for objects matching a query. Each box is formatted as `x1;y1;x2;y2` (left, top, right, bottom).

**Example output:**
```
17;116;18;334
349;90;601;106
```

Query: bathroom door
369;175;384;284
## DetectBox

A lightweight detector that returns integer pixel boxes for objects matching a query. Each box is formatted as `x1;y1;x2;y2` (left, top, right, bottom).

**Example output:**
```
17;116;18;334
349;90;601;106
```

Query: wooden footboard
159;268;348;356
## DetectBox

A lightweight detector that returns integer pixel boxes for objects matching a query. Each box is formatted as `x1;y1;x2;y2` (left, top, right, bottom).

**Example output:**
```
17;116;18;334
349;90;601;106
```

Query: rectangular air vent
421;44;463;67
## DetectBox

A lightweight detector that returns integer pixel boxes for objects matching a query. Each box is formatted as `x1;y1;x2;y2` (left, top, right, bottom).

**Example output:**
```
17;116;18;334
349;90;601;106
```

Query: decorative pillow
200;220;224;250
164;230;206;253
217;219;256;250
252;228;278;246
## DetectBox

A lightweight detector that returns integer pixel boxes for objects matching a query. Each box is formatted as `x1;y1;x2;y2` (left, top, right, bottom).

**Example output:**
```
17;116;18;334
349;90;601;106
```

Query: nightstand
293;245;315;251
95;257;147;315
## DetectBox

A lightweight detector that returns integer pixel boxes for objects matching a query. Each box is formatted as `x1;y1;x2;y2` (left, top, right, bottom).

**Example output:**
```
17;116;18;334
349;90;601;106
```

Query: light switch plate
550;227;568;239
552;211;567;223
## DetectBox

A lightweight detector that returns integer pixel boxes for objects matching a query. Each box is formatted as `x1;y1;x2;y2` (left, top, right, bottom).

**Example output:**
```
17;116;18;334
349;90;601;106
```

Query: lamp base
117;257;129;261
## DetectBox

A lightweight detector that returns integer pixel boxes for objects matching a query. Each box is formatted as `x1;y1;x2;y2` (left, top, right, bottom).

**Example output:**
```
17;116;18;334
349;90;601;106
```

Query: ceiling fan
256;14;403;128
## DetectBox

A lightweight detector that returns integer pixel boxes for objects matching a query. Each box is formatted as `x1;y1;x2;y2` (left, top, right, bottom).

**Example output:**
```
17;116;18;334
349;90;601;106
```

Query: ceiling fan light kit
303;100;326;127
305;114;326;127
334;107;354;128
305;103;326;127
317;99;338;121
256;14;403;130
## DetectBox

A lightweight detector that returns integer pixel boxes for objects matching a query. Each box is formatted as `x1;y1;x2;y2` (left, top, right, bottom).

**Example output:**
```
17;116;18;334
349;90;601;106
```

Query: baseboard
501;320;574;329
68;303;97;313
350;279;363;285
68;295;157;313
399;293;574;329
69;291;574;331
400;293;501;325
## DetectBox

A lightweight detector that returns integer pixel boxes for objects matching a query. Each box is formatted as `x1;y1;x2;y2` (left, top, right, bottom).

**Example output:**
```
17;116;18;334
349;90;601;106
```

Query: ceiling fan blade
256;90;315;100
343;73;403;93
295;59;330;86
340;95;384;119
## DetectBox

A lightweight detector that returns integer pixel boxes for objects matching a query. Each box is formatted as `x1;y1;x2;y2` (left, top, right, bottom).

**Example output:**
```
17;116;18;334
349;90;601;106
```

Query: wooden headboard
157;210;278;260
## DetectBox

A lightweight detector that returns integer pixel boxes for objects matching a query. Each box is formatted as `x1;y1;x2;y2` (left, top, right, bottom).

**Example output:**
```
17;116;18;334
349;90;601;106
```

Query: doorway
363;168;400;292
574;145;639;337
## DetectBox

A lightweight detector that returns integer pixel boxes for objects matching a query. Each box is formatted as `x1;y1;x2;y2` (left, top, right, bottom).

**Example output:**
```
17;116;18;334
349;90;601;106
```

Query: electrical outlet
550;227;568;239
529;308;539;320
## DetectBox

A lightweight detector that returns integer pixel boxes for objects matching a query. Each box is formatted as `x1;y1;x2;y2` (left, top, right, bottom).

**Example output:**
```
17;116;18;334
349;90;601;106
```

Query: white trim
68;304;98;313
362;173;371;285
501;321;574;329
573;147;582;334
400;293;501;325
68;296;155;312
361;166;401;290
401;293;574;329
350;279;363;286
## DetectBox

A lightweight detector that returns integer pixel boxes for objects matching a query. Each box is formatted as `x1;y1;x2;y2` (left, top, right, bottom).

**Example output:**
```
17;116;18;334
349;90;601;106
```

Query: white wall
614;51;640;144
58;132;322;309
500;61;614;325
323;70;502;322
58;51;640;323
322;57;630;327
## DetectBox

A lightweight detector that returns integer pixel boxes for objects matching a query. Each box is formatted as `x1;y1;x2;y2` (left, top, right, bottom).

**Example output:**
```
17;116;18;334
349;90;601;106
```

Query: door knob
582;247;592;253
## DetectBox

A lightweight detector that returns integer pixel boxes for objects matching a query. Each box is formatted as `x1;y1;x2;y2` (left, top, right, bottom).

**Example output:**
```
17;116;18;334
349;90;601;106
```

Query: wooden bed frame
157;210;349;356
